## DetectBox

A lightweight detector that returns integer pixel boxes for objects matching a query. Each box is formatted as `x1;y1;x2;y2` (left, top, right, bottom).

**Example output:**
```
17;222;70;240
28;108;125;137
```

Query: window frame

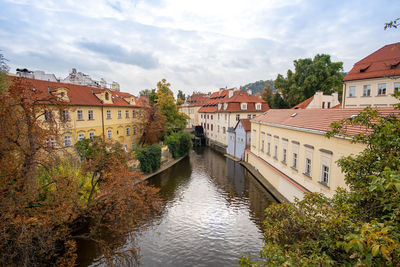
88;110;94;120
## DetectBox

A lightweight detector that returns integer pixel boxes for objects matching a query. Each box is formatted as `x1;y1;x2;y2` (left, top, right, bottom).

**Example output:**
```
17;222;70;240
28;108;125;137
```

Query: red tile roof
199;89;269;113
344;42;400;81
186;93;209;107
292;96;314;109
7;76;147;108
235;119;251;132
252;108;399;136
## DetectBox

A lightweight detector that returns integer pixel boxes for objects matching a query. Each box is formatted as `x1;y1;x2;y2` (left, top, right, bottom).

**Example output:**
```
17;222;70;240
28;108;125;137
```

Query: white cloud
1;0;399;96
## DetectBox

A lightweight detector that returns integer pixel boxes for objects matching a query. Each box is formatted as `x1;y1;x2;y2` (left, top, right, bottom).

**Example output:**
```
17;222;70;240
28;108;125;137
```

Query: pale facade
247;121;365;202
342;42;400;108
343;78;400;108
179;93;209;128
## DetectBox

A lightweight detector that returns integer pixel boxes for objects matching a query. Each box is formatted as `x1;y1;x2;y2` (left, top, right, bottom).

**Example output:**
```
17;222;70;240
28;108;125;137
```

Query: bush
134;144;162;173
164;131;192;159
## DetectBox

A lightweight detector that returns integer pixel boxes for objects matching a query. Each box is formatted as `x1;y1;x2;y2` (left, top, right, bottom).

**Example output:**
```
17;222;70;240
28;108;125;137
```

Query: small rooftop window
290;113;297;117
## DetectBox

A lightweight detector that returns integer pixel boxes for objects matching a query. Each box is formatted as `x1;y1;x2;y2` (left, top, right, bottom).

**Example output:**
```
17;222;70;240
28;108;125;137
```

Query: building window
107;130;112;139
78;133;85;141
133;126;137;135
255;103;261;110
261;140;265;152
61;109;70;121
211;124;213;131
64;135;72;147
321;165;329;185
106;110;111;119
349;86;356;97
89;132;95;139
217;125;220;133
292;153;298;169
305;158;312;176
132;141;135;149
132;110;136;118
267;142;271;155
46;137;56;148
118;110;122;119
126;127;130;136
88;110;94;120
274;145;278;158
377;83;387;96
223;127;226;134
124;144;128;152
44;110;54;122
207;115;209;119
322;102;325;109
125;110;129;118
211;115;213;120
283;148;287;163
395;82;400;94
363;85;371;96
241;103;247;110
105;92;109;100
253;114;256;118
247;114;251;119
236;114;240;121
225;114;227;121
77;110;83;120
327;102;331;108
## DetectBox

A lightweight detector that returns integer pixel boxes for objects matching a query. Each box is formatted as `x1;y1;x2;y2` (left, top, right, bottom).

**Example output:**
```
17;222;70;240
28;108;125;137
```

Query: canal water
78;147;277;266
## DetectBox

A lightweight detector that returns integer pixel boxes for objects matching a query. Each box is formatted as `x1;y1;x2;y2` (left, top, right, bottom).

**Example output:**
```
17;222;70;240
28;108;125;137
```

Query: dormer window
218;103;221;110
105;92;109;100
241;103;247;110
224;103;228;110
255;103;261;110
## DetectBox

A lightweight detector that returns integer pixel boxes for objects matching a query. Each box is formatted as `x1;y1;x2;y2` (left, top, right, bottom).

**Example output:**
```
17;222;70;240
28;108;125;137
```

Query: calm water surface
78;147;277;266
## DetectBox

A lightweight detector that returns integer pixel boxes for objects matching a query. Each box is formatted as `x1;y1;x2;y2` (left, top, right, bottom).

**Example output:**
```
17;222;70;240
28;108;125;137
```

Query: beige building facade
244;108;396;202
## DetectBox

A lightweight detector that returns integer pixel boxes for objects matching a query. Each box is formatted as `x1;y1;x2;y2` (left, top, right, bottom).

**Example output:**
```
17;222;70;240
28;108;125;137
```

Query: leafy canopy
274;54;344;107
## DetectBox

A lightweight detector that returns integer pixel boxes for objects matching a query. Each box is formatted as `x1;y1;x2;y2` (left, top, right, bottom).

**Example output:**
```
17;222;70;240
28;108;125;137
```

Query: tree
271;92;288;109
240;105;400;266
155;79;189;133
139;106;167;145
164;131;193;159
274;54;344;107
385;17;400;29
177;90;186;101
0;65;159;265
241;80;274;94
139;88;157;106
261;83;273;107
134;144;162;173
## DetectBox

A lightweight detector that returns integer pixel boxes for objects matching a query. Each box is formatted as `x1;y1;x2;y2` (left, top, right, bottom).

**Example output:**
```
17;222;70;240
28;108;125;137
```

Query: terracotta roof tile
8;76;147;107
253;108;399;136
344;42;400;81
291;96;314;109
237;119;251;131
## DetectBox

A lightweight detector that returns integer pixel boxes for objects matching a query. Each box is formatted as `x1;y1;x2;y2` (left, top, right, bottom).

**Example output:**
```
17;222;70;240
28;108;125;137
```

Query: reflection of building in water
226;158;245;196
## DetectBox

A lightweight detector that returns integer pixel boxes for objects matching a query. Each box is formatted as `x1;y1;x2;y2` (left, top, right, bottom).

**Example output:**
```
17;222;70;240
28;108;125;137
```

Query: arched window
105;92;109;100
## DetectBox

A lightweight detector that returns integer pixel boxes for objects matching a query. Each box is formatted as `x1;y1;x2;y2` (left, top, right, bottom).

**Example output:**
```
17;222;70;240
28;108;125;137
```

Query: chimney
247;88;252;95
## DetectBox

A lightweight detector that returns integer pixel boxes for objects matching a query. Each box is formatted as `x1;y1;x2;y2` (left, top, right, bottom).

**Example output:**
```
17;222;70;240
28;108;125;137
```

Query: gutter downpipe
342;82;346;108
101;106;105;140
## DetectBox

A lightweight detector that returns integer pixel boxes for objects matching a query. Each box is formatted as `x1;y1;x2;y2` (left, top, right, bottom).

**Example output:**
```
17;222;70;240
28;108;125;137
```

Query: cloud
78;41;159;69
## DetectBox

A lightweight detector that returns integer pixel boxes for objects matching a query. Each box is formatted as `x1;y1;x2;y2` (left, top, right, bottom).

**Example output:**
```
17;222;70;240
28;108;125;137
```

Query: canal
78;147;277;266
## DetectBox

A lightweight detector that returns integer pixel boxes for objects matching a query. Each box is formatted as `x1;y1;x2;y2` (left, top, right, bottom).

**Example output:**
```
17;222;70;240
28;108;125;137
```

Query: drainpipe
342;83;346;108
101;106;105;140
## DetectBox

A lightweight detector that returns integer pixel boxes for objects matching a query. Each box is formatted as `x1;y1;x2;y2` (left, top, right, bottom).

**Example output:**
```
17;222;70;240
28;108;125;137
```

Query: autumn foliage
0;74;159;266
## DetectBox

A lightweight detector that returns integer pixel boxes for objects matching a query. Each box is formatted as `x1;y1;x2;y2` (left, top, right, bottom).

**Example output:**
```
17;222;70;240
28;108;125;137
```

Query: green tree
139;88;157;106
241;80;274;94
240;105;400;266
164;131;192;159
177;90;186;101
261;83;273;107
271;92;288;109
134;144;162;173
274;54;344;107
155;79;189;133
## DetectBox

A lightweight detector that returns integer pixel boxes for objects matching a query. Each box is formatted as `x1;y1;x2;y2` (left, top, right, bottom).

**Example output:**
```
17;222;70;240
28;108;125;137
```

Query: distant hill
240;80;275;94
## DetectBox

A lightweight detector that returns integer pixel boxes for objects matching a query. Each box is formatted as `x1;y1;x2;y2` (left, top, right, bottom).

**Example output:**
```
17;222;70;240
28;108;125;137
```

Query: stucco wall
343;77;400;108
248;121;365;199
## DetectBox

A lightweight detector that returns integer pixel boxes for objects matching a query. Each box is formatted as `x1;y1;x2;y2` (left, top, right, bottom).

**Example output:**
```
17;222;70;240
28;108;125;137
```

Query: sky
0;0;399;96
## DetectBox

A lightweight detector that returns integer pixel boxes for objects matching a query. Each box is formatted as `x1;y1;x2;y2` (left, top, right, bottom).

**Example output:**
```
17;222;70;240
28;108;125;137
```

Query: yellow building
179;93;209;128
19;77;149;152
245;108;397;202
342;42;400;108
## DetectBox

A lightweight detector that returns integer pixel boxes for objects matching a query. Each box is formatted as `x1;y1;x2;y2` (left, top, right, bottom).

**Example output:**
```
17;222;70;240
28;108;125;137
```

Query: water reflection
78;147;276;266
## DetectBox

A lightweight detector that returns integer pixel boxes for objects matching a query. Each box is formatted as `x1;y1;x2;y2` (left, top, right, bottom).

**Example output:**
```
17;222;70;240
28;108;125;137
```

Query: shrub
134;144;162;173
164;131;192;159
